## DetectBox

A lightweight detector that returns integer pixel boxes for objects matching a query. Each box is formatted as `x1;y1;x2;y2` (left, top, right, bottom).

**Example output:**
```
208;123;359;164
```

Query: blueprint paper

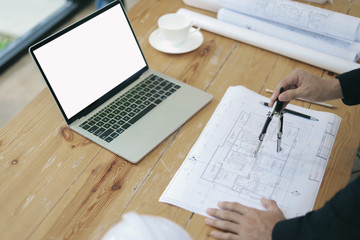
177;8;360;74
182;0;360;61
219;0;360;42
217;8;359;62
182;0;355;42
160;86;341;218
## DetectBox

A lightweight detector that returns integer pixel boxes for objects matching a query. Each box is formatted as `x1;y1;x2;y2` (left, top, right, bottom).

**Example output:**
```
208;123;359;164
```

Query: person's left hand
205;198;285;240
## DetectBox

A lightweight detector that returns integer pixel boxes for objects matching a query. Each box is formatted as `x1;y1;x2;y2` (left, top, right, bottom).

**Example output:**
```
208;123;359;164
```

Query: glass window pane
0;0;66;49
0;0;88;73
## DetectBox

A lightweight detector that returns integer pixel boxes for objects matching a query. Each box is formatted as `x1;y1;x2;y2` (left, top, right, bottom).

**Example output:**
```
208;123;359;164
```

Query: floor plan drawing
160;86;341;218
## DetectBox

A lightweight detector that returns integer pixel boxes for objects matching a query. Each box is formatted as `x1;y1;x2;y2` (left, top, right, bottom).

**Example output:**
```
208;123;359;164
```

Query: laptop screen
31;2;147;120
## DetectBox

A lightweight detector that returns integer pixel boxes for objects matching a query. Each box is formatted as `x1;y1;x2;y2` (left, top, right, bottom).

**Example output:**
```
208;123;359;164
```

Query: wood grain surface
1;0;360;239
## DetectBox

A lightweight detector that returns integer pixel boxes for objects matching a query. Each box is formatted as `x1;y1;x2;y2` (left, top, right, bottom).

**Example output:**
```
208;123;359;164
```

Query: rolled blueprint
217;8;358;62
219;0;360;42
177;8;360;74
183;0;221;12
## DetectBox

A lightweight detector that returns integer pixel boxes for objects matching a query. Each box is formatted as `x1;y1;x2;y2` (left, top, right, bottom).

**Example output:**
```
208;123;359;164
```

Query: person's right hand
269;68;343;107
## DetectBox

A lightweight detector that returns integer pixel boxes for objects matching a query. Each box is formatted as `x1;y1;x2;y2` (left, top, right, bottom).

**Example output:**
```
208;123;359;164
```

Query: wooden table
1;0;360;239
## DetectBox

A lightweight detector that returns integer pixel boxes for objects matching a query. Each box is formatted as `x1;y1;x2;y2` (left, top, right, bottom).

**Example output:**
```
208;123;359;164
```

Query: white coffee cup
158;13;194;45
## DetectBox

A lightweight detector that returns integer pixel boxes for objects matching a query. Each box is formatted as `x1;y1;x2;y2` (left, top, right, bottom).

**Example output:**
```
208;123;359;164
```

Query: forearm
319;77;343;102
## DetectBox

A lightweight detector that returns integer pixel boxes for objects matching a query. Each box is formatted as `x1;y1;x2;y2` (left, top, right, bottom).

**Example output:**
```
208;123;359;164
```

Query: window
0;0;91;73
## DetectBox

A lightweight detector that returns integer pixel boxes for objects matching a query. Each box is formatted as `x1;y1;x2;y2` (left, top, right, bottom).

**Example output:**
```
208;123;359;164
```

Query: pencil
260;101;319;121
265;88;336;109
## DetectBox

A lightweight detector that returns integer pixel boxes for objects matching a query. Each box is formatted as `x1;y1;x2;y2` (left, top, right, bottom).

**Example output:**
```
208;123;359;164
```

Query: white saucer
149;28;203;54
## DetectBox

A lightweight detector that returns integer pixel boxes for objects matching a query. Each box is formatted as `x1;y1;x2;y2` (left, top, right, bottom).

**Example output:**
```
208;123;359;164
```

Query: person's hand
205;198;285;240
269;68;343;107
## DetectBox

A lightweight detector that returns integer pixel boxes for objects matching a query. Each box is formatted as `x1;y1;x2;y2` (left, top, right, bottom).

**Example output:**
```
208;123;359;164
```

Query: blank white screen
33;4;146;119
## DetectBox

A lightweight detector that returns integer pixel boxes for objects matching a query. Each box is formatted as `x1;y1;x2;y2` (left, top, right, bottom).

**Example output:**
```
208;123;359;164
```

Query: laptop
29;0;212;163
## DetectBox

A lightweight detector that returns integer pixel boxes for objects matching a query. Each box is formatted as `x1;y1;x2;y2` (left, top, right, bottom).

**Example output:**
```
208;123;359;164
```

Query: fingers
209;230;240;240
205;202;249;239
270;85;295;106
277;88;298;102
205;217;241;235
260;197;279;211
206;199;284;240
268;91;278;107
269;68;303;106
261;197;286;221
206;207;242;223
269;85;289;107
217;201;249;215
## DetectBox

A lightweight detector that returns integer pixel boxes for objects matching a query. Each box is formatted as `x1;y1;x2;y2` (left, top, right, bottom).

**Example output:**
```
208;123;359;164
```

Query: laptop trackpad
113;100;190;162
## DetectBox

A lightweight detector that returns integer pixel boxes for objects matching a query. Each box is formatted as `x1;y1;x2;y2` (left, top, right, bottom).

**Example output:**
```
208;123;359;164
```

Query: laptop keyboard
79;74;181;143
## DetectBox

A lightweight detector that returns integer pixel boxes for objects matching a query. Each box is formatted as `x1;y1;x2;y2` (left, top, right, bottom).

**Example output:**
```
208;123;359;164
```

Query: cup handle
190;25;201;34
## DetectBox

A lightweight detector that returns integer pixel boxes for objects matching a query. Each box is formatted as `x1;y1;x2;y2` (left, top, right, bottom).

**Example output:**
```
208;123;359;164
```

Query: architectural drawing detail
160;86;341;218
